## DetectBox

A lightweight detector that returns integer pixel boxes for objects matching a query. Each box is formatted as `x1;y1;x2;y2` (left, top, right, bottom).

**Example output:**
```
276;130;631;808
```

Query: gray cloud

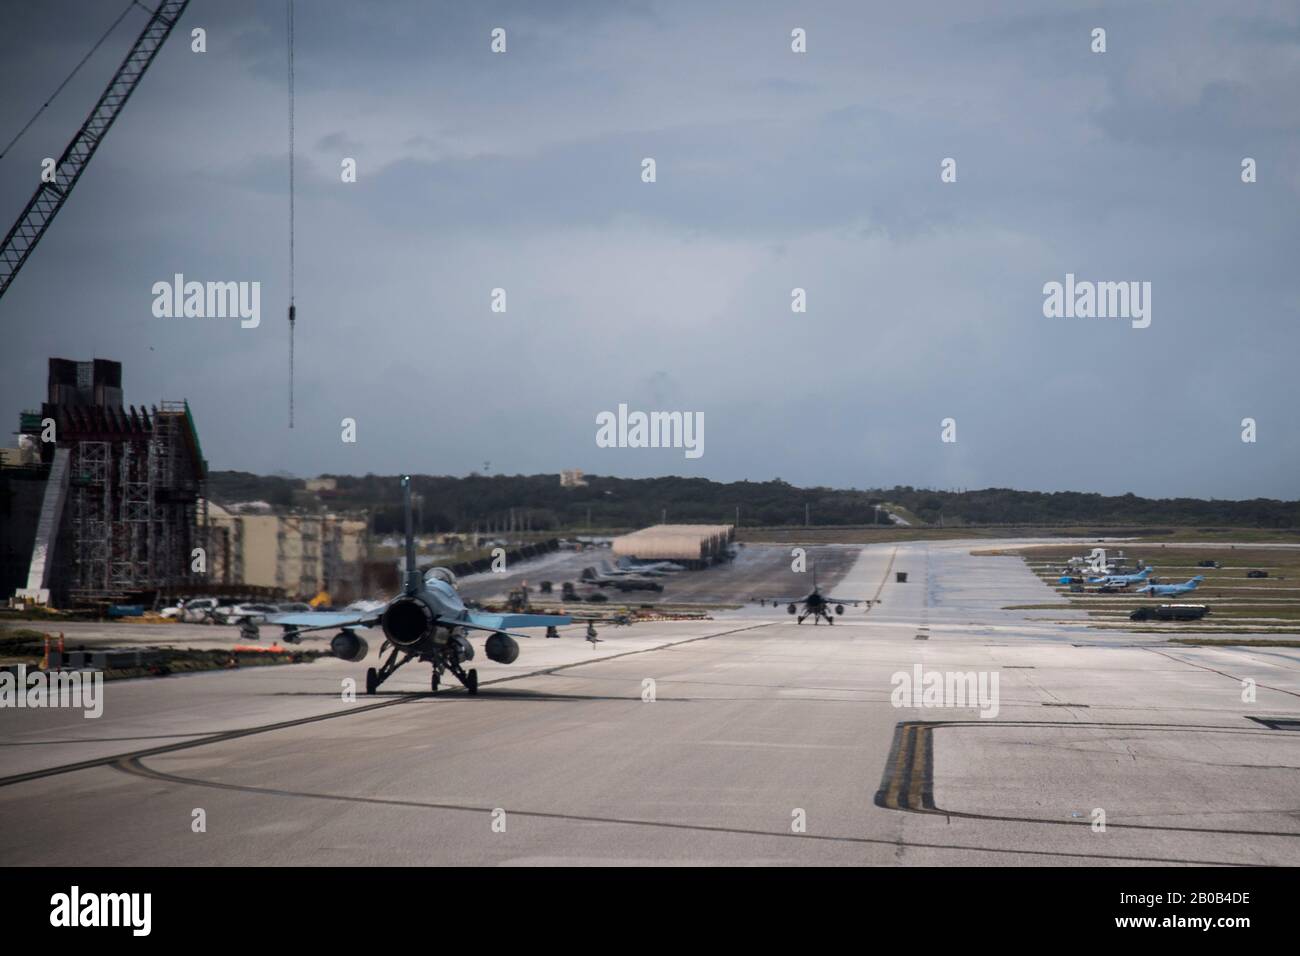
0;0;1296;497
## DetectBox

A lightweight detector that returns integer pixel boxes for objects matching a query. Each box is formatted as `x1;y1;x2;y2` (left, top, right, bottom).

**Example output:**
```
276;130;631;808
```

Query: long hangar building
612;524;733;569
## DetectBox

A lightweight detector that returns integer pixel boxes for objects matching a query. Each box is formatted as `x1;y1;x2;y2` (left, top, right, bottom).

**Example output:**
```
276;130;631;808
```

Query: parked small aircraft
1081;567;1153;587
1135;575;1204;597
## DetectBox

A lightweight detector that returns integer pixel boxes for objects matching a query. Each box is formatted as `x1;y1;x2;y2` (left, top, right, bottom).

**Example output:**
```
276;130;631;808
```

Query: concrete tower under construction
1;358;207;607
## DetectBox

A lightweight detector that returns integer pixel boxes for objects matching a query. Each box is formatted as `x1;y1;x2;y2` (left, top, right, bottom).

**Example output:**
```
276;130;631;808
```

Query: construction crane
0;1;191;302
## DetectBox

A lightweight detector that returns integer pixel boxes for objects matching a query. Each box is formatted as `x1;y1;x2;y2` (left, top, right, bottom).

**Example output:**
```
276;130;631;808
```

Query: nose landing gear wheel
430;670;440;694
466;668;478;695
365;667;378;695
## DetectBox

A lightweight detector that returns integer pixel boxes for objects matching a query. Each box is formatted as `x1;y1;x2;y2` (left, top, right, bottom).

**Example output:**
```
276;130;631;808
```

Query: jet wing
822;597;866;604
463;611;573;631
266;610;382;636
268;611;378;628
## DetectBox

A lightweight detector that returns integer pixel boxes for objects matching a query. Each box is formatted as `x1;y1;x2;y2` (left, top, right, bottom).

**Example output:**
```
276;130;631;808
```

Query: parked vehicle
1130;604;1210;621
178;597;221;623
1246;570;1269;579
214;602;281;625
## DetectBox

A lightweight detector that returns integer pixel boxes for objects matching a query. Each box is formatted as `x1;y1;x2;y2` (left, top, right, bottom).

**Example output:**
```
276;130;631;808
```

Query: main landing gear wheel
466;668;479;696
365;667;378;695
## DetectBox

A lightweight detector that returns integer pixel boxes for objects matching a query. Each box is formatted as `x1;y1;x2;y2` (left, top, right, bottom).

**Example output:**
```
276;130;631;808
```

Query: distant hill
203;472;1300;533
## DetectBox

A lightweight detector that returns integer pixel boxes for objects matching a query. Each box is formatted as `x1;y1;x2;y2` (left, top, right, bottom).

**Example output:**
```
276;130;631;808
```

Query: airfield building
612;524;734;567
204;503;369;603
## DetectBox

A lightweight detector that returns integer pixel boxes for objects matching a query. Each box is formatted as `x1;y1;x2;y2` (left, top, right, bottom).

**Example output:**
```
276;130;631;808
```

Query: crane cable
287;0;296;429
0;0;142;162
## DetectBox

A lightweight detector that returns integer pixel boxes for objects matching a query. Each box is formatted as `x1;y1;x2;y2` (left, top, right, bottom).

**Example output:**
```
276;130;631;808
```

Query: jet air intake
382;596;435;647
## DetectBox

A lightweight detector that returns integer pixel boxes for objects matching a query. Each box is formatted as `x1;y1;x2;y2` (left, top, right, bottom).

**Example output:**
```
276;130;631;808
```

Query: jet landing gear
796;609;833;625
366;644;414;694
436;657;478;696
363;641;479;696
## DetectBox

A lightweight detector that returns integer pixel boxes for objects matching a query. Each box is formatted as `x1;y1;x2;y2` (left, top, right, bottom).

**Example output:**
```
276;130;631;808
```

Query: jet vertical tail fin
402;475;420;595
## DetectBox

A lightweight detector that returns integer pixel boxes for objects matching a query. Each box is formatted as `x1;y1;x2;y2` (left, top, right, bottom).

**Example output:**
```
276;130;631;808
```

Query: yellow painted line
876;721;935;813
883;722;913;809
906;724;930;810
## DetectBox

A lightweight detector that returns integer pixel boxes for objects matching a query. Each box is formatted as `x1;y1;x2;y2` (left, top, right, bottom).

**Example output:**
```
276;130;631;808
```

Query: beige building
612;524;734;566
205;502;369;602
559;469;587;488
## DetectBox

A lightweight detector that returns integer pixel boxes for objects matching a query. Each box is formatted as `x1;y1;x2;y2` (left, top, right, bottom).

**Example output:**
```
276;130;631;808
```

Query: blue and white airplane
1083;567;1153;587
258;476;575;695
1135;575;1204;597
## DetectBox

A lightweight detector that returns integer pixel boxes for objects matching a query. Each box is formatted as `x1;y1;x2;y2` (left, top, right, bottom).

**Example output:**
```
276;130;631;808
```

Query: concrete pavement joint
874;720;1300;839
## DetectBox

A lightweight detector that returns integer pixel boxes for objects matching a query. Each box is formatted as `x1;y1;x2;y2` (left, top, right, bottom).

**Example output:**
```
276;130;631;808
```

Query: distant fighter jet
1135;575;1204;597
579;565;665;591
615;557;685;574
599;559;672;577
1081;567;1153;587
260;476;575;695
768;566;866;625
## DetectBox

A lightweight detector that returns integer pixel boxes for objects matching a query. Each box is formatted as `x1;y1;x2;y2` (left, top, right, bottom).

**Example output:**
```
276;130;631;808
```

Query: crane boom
0;0;191;302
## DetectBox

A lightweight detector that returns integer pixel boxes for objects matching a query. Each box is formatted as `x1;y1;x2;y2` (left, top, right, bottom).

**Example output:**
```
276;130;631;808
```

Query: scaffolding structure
2;358;206;606
70;440;111;599
62;405;203;604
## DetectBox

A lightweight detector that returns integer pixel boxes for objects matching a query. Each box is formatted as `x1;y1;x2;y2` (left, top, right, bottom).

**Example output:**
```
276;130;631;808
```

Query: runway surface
2;540;1298;865
454;542;860;605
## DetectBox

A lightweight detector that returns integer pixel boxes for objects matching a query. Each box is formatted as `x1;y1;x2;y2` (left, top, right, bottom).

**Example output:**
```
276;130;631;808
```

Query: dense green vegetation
204;472;1300;533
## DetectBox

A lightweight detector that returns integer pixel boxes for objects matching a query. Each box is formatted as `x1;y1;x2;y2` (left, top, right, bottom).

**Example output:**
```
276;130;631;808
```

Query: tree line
204;471;1300;532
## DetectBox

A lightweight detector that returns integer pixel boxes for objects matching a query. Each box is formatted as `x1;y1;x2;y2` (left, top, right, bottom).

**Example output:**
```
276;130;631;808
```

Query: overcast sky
1;0;1297;498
